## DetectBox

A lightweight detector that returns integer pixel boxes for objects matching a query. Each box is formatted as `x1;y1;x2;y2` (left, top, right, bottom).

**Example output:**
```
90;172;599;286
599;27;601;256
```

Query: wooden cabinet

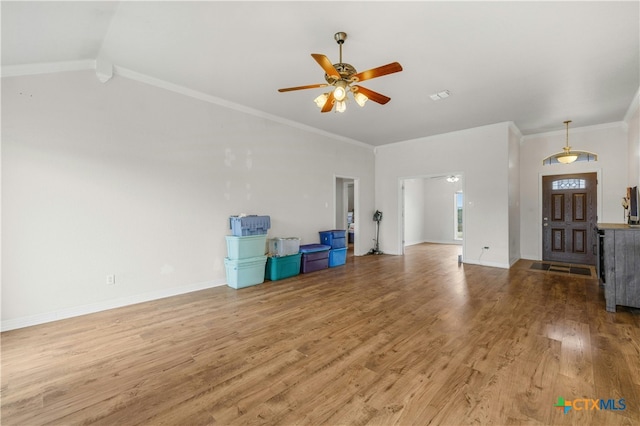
597;224;640;312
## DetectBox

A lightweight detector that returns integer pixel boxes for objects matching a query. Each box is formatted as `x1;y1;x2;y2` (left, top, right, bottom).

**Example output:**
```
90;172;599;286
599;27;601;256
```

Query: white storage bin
268;237;301;257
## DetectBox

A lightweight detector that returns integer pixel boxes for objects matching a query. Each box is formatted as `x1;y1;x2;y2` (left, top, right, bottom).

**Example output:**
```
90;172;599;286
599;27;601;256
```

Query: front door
542;173;597;265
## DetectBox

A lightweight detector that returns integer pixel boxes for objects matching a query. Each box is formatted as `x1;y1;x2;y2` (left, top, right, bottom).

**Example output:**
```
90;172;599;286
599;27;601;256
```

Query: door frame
537;168;602;261
398;172;466;259
334;175;359;255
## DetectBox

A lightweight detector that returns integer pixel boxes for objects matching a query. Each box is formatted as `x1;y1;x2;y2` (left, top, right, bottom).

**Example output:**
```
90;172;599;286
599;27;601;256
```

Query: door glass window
552;179;586;190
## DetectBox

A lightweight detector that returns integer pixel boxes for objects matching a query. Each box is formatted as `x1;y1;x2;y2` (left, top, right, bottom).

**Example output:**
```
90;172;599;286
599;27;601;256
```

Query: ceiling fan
278;32;403;113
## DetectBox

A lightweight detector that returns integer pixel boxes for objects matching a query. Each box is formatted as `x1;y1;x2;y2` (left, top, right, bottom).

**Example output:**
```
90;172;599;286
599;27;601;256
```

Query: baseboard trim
1;279;226;332
463;259;510;269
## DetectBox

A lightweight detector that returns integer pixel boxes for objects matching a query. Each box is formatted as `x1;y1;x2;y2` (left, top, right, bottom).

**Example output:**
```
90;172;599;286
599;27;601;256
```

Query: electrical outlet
106;275;116;285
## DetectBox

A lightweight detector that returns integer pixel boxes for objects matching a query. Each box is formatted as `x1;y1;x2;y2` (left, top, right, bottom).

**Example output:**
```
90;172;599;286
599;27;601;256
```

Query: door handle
543;223;548;227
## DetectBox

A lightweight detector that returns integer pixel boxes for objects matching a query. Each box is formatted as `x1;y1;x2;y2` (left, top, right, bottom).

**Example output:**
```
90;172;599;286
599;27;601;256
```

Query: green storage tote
224;255;267;289
225;234;267;259
265;253;302;281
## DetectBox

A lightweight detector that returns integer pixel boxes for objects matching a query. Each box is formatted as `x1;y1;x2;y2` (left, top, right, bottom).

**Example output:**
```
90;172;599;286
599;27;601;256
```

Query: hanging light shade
542;120;598;165
314;93;329;108
354;91;368;107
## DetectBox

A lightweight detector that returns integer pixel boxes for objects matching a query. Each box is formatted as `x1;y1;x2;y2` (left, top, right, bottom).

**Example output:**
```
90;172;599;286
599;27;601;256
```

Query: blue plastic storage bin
229;215;270;236
329;247;347;267
319;230;347;249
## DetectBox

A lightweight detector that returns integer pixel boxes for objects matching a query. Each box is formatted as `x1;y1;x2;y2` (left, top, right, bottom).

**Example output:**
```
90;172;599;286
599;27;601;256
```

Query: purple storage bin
299;244;331;273
299;244;332;253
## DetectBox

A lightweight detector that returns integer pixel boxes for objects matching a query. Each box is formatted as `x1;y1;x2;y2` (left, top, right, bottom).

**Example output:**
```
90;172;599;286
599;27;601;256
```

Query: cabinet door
614;230;640;307
603;231;617;312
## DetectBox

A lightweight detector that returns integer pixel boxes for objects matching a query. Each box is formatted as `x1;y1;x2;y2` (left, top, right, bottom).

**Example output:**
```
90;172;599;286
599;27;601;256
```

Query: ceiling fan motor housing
325;63;357;83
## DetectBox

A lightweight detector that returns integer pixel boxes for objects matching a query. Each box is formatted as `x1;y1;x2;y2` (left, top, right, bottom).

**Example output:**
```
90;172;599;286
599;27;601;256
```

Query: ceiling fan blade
311;53;340;80
352;62;403;82
278;83;329;92
352;85;391;105
321;91;335;113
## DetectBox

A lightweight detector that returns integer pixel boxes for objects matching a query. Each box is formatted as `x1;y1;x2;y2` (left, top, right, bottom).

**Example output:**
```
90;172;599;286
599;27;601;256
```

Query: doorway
335;176;357;254
400;174;464;256
542;172;597;265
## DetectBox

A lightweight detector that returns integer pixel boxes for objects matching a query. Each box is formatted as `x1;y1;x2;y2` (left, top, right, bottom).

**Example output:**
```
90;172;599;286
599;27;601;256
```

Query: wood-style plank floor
2;243;639;425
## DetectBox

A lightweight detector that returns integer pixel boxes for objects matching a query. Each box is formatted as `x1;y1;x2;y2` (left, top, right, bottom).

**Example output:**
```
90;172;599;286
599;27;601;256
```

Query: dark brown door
542;173;597;265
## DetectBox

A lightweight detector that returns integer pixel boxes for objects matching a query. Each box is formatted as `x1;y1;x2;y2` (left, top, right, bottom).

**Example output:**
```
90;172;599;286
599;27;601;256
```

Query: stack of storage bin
265;237;302;281
224;215;270;289
319;229;347;267
299;244;332;273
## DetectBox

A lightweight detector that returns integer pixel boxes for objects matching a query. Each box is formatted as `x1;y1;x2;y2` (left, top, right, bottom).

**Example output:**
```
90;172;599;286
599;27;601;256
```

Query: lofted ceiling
2;1;639;146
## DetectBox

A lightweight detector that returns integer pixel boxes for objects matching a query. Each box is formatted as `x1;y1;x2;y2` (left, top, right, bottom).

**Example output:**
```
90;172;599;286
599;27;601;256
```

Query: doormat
530;262;593;276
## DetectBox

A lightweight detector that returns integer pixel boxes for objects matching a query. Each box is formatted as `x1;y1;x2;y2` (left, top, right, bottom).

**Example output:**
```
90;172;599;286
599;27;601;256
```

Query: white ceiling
2;1;639;146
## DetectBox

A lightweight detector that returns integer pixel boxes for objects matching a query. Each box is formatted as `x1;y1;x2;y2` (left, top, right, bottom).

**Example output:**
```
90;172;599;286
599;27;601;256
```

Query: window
552;179;586;190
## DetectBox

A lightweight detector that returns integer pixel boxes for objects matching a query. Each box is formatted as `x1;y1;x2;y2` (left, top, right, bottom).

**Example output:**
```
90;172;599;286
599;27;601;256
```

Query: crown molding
112;65;373;150
624;86;640;124
1;59;373;150
1;59;374;150
1;60;95;77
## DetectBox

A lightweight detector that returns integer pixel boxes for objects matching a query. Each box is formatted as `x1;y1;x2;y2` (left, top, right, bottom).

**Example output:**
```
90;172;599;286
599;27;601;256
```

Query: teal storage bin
329;247;347;267
224;255;267;289
225;234;267;259
265;253;302;281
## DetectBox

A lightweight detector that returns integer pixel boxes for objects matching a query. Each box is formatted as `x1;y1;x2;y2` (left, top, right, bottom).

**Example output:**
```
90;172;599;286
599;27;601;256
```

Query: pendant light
542;120;598;165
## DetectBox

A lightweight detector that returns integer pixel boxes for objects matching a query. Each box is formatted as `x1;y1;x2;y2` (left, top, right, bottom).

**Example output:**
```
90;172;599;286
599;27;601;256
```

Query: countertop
597;223;640;230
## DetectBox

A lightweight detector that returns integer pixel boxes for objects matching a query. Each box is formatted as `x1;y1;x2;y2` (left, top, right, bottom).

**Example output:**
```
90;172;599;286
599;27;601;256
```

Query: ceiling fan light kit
542;120;598;165
278;32;403;113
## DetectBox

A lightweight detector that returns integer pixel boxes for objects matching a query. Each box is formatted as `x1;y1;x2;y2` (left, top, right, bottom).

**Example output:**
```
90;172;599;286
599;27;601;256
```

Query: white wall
422;177;463;245
375;122;511;268
335;178;345;230
627;90;639;186
403;176;464;246
1;71;375;330
403;178;424;246
508;125;521;266
519;123;629;260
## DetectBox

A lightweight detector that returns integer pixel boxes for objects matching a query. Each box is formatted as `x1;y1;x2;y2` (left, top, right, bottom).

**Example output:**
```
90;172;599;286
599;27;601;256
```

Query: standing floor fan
369;210;383;255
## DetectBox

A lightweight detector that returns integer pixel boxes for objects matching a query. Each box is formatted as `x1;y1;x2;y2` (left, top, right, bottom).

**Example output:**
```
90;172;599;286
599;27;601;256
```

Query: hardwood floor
2;243;639;425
